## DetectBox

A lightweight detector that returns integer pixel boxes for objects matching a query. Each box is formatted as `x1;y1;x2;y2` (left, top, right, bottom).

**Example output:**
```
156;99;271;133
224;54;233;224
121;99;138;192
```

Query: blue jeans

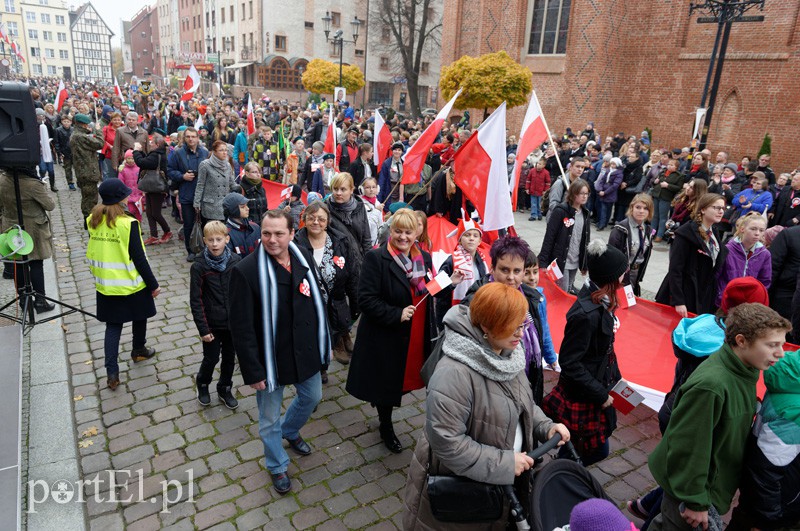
597;201;613;229
652;198;671;238
256;371;322;473
529;195;541;219
181;202;197;255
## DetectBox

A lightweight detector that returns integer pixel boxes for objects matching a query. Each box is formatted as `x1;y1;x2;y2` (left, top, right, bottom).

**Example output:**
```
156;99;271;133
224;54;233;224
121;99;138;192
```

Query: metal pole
338;38;343;88
699;17;732;151
699;18;724;109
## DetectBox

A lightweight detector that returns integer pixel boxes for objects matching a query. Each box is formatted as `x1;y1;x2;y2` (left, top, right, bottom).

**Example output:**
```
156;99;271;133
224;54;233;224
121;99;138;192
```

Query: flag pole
405;167;443;209
530;90;568;187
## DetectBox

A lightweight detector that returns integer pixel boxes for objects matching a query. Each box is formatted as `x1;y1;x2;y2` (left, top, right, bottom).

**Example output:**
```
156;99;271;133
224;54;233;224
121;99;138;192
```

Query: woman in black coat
542;239;627;466
133;134;172;244
325;173;372;257
346;209;437;454
607;193;654;297
538;179;591;294
656;193;728;316
614;147;645;223
294;202;359;381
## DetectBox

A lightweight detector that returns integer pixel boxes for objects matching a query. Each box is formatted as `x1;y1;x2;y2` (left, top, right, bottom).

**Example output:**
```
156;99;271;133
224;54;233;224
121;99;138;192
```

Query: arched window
266;57;290;88
528;0;571;55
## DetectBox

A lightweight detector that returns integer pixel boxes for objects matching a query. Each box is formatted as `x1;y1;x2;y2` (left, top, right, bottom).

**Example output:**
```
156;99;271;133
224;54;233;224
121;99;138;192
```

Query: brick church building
441;0;800;170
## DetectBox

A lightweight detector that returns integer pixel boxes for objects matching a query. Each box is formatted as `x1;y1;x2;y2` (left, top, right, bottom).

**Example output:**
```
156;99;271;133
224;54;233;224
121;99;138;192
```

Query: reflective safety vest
86;214;147;296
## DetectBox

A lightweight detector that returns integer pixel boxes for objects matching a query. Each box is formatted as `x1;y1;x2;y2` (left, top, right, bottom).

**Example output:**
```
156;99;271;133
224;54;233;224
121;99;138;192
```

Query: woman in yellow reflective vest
87;179;161;390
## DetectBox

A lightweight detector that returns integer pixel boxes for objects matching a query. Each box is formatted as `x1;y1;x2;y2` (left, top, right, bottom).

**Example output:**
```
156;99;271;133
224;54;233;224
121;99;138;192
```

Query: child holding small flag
278;185;304;231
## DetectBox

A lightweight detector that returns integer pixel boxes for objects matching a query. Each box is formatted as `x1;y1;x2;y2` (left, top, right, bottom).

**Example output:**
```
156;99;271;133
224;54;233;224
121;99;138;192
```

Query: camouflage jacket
70;126;103;183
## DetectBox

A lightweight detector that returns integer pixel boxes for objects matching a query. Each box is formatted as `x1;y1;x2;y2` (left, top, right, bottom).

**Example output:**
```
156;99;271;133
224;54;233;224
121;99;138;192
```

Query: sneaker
626;498;649;520
160;231;173;243
197;384;211;406
143;236;160;245
131;346;156;362
68;183;76;191
217;386;239;409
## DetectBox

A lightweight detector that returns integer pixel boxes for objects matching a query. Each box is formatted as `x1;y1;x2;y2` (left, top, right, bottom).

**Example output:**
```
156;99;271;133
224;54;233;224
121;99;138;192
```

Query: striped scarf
387;241;427;296
257;242;331;392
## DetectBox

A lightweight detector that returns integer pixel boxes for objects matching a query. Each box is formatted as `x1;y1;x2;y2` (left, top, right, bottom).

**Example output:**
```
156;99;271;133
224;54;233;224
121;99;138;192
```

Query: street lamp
321;12;361;89
163;44;174;87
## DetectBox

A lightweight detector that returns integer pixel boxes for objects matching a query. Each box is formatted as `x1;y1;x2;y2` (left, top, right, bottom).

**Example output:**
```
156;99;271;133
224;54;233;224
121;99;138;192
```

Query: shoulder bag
138;154;169;194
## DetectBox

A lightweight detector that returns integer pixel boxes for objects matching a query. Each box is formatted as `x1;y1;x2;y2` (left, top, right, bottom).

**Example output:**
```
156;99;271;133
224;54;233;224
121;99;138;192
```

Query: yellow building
19;0;73;78
1;0;29;76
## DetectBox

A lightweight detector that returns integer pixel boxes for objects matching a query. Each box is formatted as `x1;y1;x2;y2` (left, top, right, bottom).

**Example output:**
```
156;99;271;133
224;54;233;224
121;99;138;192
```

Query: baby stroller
507;434;613;530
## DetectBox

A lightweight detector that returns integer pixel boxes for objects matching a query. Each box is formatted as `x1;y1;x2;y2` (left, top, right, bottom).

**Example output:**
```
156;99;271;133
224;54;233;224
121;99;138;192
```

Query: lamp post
321;12;361;89
163;44;174;87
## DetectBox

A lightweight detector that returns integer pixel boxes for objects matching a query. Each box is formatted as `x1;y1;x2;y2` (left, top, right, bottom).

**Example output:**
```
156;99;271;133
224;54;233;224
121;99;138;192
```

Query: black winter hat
98;179;132;205
586;239;628;286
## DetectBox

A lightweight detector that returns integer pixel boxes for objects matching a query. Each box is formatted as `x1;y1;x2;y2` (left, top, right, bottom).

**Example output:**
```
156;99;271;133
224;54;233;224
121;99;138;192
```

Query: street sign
696;15;764;23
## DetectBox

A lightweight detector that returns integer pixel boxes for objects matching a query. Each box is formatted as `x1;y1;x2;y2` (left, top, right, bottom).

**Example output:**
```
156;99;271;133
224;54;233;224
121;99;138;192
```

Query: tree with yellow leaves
302;59;365;97
439;51;532;119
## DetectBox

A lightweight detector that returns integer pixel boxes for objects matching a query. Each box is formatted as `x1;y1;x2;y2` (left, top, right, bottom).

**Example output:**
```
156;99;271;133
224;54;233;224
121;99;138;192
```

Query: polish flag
453;102;514;231
372;110;392;169
246;95;255;136
55;80;68;112
11;41;24;62
0;23;10;45
511;90;551;208
181;64;200;101
323;104;337;169
425;271;453;297
194;115;204;130
114;77;124;99
401;89;462;185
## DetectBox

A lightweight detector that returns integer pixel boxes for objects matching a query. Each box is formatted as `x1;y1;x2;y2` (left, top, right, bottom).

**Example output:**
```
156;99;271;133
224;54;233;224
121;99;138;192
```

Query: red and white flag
323;104;337;168
114;77;124;99
181;64;200;102
545;259;563;282
246;96;255;136
402;89;462;186
11;41;24;62
511;90;550;208
0;23;10;45
280;186;292;200
373;110;392;169
54;80;68;112
453;102;514;231
425;271;452;297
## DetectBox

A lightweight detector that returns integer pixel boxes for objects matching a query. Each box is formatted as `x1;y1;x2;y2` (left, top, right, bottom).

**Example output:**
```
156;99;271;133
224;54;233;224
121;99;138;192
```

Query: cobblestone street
18;165;662;530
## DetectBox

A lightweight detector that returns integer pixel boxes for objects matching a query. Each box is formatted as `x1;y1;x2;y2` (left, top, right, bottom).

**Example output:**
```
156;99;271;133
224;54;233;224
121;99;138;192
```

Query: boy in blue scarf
189;220;242;409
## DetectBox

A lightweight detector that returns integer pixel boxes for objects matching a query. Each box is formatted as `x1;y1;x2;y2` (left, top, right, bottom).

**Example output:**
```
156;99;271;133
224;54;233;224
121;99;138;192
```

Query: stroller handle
526;433;582;464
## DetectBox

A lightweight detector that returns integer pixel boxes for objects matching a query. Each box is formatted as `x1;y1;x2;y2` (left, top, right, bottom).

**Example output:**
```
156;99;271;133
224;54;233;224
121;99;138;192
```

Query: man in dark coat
228;210;330;495
348;143;376;189
769;225;800;319
167;127;209;261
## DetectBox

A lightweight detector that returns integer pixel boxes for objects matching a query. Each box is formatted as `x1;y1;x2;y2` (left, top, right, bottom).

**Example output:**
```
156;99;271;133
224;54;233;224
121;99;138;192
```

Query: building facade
441;0;800;170
69;2;114;84
0;0;28;77
128;5;158;79
19;0;73;79
364;0;442;112
156;0;180;80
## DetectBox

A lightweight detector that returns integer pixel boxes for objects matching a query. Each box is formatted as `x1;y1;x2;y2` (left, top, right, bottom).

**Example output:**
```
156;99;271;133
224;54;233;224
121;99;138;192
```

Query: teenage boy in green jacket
648;303;791;531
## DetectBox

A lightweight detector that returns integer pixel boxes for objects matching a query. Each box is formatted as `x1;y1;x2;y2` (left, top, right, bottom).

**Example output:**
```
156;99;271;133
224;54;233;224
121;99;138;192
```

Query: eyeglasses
709;206;726;211
306;216;328;224
513;323;526;335
578;192;590;196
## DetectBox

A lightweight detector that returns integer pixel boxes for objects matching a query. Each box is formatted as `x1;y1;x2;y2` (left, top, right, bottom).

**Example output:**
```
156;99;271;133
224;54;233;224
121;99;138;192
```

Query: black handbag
137;154;169;194
426;474;505;522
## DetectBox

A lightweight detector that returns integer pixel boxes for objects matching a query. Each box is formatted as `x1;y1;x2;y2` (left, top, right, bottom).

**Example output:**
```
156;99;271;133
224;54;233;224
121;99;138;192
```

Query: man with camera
166;127;209;262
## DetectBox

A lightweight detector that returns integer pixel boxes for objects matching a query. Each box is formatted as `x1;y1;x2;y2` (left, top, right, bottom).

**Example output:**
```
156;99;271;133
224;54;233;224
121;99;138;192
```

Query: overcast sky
85;0;149;47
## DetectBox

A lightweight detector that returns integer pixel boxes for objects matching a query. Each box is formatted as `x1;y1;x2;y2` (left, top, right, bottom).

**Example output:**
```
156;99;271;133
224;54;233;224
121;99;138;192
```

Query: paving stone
235;508;270;530
89;512;124;530
199;473;228;494
123;496;164;524
373;495;404;518
103;407;133;426
235;488;272;512
328;470;366;494
196;484;244;511
184;422;216;443
213;427;250;450
132;396;169;415
127;513;161;531
241;470;270;493
291;506;328;530
152;404;182;423
266;496;300;519
207;449;239;471
323;492;358;516
175;412;205;432
82;452;112;474
343;506;381;529
353;482;385;504
112;444;156;469
109;431;145;454
186;440;216;461
156;433;187;453
193;502;237;530
226;459;261;481
107;416;153;440
152;449;187;472
166;459;210;483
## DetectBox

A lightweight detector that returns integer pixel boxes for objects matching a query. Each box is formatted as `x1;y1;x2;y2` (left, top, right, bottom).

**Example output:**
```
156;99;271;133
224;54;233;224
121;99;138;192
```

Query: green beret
322;153;335;160
74;114;92;124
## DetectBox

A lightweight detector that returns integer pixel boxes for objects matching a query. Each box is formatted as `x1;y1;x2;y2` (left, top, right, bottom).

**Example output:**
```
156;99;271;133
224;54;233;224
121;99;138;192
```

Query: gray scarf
208;152;231;173
441;306;525;382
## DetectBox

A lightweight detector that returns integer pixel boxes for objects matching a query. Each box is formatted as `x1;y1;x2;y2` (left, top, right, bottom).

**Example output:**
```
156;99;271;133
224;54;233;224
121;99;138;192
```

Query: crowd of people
1;76;799;530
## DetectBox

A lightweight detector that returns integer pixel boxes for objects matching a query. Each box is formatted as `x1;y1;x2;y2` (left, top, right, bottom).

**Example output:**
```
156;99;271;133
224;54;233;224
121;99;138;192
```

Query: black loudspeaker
0;81;39;168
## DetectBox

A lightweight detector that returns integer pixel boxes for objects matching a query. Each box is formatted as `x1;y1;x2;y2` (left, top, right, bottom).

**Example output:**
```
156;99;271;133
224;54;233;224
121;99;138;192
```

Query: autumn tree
301;58;365;97
372;0;442;117
439;51;532;119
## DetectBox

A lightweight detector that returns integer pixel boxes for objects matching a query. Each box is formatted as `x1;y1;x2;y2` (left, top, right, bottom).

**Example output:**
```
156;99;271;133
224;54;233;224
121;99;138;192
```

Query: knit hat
98;179;132;205
222;192;248;218
456;218;482;243
610;157;623;168
720;277;769;314
724;163;738;173
124;149;134;159
586;239;628;286
306;192;323;204
570;499;636;531
35;108;46;117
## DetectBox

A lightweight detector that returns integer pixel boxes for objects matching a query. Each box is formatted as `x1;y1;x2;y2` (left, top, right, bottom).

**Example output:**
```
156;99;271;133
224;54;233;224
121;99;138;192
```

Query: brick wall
442;0;800;172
